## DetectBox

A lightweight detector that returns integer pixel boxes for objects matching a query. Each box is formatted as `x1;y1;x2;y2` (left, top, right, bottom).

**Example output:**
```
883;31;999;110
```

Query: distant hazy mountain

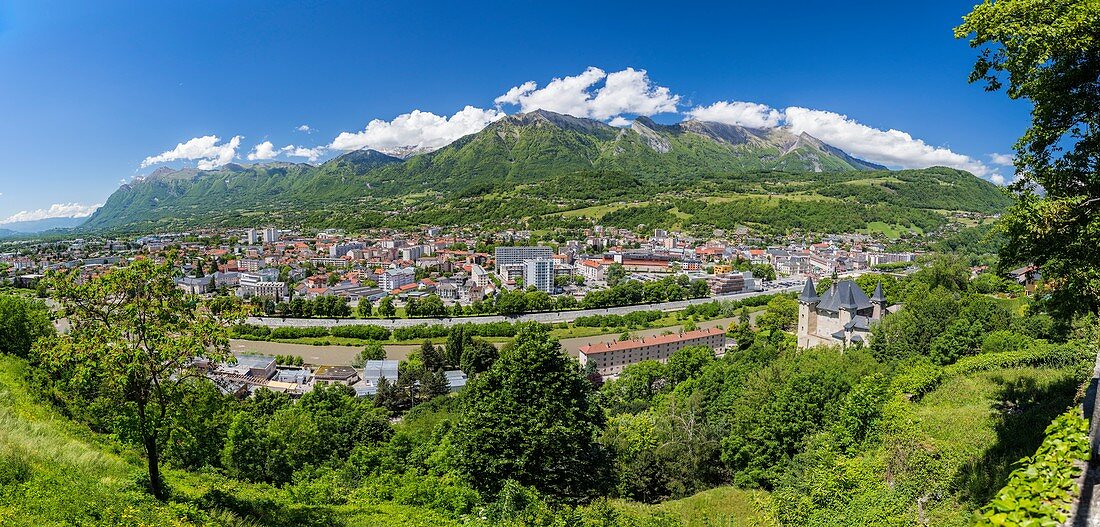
0;216;88;233
82;110;1008;234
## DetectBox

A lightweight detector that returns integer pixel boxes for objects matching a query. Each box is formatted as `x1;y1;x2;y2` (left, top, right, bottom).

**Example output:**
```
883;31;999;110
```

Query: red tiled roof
579;328;723;355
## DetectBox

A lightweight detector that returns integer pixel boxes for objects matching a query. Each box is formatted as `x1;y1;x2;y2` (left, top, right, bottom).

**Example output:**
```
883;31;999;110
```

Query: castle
796;278;887;349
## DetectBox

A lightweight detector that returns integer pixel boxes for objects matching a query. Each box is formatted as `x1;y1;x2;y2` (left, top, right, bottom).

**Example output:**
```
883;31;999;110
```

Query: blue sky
0;0;1027;223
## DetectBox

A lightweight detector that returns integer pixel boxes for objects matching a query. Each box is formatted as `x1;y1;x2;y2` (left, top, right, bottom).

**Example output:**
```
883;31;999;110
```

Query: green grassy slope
774;364;1086;526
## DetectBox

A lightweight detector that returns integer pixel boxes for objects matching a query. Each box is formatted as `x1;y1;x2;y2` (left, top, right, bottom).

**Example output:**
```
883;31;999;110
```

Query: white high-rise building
245;228;259;245
263;227;278;244
494;246;553;268
523;258;554;293
494;246;553;280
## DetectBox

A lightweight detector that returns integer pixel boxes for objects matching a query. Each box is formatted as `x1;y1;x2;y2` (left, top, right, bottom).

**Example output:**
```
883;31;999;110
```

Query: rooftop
579;327;724;355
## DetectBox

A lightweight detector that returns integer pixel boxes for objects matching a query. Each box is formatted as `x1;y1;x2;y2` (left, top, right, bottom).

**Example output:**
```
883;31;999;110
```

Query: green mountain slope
81;110;1011;235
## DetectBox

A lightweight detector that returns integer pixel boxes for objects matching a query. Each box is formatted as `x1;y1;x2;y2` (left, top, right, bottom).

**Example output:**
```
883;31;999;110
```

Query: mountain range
80;110;1009;236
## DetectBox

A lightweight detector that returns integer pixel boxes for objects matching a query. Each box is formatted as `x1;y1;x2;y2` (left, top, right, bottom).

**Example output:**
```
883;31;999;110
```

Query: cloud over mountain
247;141;279;161
281;145;325;162
686;101;783;129
2;202;101;224
142;135;242;170
687;100;997;180
328;106;504;154
495;67;679;121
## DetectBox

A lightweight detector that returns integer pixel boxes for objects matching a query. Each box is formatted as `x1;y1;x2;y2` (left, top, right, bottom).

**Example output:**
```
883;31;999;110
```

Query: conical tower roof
871;282;886;303
799;278;819;302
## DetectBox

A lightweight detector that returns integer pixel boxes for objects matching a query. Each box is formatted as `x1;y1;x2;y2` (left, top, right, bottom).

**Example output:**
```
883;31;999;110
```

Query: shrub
975;410;1090;526
231;324;272;338
330;325;392;340
271;326;330;339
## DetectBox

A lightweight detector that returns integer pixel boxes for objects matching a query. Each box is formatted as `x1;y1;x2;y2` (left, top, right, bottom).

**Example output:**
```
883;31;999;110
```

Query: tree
912;255;970;293
606;263;627;286
495;290;528;316
452;323;611;502
445;326;465;367
729;307;755;350
356;298;373;318
418;340;445;372
665;345;714;386
460;338;499;375
352;342;386;367
377;295;396;318
600;360;669;414
957;0;1100;314
721;347;878;488
36;258;240;499
0;294;54;358
755;295;798;333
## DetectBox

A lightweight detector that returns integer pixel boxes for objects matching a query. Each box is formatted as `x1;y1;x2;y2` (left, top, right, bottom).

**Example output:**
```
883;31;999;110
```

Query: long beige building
578;327;727;377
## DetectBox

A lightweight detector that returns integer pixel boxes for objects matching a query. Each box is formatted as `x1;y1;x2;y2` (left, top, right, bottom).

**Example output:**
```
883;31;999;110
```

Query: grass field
612;486;777;526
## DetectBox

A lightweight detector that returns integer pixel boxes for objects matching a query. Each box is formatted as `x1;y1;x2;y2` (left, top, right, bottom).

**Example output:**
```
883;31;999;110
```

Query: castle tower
797;278;819;348
870;282;887;320
838;284;858;328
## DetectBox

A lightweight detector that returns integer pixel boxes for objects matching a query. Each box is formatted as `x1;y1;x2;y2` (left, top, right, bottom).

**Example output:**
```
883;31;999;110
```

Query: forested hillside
80;111;1010;235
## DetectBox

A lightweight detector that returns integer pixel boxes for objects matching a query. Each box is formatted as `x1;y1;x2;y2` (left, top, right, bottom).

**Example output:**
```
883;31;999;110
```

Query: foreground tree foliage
452;323;612;502
0;293;53;357
957;0;1100;314
32;257;241;499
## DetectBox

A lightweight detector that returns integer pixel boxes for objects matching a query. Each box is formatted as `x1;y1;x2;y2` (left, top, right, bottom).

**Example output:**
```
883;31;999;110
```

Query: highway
245;284;802;329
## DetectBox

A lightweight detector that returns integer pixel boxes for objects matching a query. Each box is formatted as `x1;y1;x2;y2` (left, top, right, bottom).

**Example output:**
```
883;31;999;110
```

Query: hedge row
391;321;535;341
975;410;1090;526
572;311;664;328
892;343;1092;398
231;321;535;342
330;325;392;340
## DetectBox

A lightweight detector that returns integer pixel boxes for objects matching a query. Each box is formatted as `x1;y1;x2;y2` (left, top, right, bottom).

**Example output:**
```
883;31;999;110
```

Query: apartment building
578;328;726;377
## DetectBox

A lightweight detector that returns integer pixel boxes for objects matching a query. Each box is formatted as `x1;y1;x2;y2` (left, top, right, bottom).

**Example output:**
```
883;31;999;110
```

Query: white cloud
686;101;784;129
989;152;1014;166
782;107;993;177
683;100;995;179
297;124;312;133
2;202;102;224
990;174;1006;185
495;67;679;121
247;141;279;161
281;145;326;162
608;116;632;127
329;105;505;154
141;135;242;170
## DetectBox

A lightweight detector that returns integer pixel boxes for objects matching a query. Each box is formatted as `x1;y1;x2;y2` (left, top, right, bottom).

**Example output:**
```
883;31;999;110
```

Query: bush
893;343;1091;398
271;327;330;340
330;325;392;340
573;311;663;328
232;324;273;338
975;410;1090;526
